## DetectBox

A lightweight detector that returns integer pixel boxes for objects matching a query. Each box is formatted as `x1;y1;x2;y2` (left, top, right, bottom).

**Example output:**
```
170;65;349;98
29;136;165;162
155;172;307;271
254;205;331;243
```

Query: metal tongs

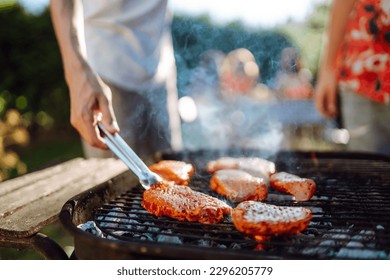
98;122;162;189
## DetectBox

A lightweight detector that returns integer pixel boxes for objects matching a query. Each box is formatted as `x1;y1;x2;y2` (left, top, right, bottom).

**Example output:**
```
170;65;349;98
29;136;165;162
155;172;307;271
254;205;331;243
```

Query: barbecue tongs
98;122;162;189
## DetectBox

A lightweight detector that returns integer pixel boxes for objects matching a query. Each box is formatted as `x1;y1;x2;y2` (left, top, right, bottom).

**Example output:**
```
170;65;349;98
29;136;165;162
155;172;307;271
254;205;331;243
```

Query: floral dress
336;0;390;103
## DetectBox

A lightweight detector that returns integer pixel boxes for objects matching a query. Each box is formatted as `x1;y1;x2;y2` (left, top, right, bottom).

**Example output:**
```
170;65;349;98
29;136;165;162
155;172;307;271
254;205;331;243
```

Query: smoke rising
172;16;332;156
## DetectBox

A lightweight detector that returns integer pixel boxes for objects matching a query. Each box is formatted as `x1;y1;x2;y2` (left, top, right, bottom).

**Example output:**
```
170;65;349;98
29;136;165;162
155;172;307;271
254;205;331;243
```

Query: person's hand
67;67;119;149
314;67;338;118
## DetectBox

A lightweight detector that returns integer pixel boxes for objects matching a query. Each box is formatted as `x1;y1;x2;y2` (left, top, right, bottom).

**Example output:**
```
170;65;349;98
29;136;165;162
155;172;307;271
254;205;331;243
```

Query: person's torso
337;0;390;104
81;0;175;91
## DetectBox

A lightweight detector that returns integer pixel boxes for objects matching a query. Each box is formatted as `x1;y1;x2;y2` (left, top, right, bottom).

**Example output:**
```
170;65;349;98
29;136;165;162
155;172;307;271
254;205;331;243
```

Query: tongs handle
97;122;161;189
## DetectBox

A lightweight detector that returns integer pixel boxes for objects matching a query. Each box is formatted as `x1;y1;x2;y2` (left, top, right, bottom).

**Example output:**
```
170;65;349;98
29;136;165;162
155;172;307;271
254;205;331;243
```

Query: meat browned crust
148;160;195;185
206;157;276;179
142;182;231;224
269;172;316;202
210;169;268;202
232;201;312;237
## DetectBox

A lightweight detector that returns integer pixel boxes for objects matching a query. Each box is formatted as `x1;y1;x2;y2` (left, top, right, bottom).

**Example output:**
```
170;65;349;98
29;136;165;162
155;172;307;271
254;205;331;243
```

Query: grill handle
97;122;162;189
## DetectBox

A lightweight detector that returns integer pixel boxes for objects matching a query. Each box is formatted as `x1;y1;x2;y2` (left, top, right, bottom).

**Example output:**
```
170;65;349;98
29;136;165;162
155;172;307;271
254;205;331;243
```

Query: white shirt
81;0;175;91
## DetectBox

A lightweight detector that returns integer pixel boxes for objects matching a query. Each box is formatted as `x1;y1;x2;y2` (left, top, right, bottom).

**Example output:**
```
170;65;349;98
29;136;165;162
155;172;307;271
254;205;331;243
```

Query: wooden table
0;158;127;259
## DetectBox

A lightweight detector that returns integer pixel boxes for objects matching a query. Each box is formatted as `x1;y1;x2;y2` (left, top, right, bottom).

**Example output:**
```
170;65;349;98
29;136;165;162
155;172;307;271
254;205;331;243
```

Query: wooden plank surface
0;158;128;238
0;158;84;197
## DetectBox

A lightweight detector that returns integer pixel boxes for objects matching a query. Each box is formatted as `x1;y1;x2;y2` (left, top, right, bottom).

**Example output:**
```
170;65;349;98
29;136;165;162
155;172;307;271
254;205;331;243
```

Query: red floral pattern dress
336;0;390;103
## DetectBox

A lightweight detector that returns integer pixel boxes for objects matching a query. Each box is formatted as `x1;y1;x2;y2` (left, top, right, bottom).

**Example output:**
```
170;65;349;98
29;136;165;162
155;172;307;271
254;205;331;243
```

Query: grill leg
0;233;69;260
31;233;69;260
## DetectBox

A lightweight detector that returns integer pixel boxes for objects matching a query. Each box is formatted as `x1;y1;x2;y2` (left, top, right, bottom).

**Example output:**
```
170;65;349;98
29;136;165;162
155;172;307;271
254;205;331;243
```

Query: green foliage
0;109;29;180
276;2;330;77
0;4;82;179
0;0;17;10
0;4;70;135
307;2;331;31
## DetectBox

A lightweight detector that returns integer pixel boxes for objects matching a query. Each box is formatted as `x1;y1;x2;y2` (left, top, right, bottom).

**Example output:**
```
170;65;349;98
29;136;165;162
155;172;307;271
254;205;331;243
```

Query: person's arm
315;0;357;117
50;0;119;149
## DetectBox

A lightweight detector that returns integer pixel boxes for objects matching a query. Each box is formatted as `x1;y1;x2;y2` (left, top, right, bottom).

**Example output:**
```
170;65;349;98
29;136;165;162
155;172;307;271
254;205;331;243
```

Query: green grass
19;134;84;173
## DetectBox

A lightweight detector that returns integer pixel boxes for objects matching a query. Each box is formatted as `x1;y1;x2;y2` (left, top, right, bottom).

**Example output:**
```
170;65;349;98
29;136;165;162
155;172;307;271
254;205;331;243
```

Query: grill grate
93;151;390;259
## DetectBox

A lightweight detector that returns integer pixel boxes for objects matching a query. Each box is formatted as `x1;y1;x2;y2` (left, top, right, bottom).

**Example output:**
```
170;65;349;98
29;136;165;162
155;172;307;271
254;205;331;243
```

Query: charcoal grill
60;150;390;259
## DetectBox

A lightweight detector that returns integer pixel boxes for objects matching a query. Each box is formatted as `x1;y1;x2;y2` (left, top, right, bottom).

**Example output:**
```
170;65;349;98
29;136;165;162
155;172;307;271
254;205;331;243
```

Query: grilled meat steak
148;160;195;185
269;172;316;201
207;157;276;179
210;169;268;202
142;182;231;224
232;201;312;237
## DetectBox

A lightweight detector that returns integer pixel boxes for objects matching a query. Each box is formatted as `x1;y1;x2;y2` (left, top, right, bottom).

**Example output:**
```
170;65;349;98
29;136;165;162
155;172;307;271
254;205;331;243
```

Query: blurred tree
0;109;29;180
0;3;82;177
0;4;70;137
276;1;331;77
306;1;330;31
172;15;294;95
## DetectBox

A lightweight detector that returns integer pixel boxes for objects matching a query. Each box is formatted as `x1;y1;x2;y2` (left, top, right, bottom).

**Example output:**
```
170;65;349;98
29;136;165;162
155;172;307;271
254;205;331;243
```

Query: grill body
60;150;390;259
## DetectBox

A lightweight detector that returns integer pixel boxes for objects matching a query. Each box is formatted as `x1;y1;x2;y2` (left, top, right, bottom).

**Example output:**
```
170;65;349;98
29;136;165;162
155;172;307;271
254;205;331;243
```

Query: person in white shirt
50;0;182;162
